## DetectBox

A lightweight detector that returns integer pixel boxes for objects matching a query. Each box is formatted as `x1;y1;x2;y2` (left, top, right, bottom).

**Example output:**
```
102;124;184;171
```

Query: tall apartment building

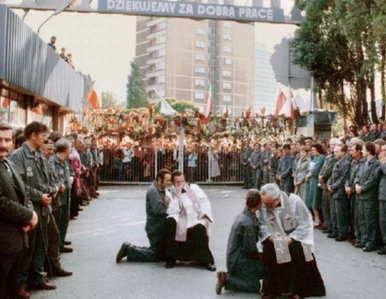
254;43;277;114
135;4;255;116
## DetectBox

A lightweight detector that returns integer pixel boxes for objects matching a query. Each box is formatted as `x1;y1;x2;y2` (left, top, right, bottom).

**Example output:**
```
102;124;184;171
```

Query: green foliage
126;60;148;109
292;0;386;126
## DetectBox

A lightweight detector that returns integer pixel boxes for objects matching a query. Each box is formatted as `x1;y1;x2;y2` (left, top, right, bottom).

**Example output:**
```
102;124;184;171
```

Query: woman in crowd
294;146;310;201
305;144;325;227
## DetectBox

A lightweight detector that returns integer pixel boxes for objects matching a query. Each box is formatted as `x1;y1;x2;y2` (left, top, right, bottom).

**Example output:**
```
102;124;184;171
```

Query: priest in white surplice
258;184;326;299
163;170;216;271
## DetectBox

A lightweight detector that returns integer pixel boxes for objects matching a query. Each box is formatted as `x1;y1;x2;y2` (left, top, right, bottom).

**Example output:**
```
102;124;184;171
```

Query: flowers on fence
68;101;293;145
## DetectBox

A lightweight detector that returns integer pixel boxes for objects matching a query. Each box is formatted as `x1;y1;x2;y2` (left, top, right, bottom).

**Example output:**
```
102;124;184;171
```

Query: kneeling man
216;189;264;295
259;184;326;299
163;170;216;271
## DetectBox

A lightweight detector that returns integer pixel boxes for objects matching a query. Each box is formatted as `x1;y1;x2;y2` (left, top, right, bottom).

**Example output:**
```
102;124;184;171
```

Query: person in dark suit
0;123;38;299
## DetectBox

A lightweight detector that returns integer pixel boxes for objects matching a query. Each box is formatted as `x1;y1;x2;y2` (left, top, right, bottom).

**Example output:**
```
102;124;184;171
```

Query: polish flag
274;91;295;119
204;85;212;118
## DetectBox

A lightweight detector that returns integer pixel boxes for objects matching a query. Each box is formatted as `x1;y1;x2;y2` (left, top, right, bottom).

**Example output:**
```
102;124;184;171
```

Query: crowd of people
48;36;75;69
0;121;101;299
241;125;386;254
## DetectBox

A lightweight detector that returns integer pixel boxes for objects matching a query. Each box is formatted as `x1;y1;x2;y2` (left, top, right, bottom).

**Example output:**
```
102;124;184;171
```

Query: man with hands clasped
163;170;216;271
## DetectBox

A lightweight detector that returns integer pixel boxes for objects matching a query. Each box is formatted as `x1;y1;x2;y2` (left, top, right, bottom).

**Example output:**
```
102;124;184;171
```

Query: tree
126;60;148;109
101;91;125;110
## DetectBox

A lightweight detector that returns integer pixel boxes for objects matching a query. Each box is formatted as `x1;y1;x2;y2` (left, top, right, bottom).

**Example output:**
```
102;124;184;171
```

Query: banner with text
98;0;293;24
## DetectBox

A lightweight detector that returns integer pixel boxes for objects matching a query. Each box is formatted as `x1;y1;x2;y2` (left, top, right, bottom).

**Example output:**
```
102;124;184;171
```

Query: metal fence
99;147;244;184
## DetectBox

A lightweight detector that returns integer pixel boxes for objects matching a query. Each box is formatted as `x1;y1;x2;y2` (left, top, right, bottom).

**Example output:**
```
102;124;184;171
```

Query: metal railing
99;147;244;184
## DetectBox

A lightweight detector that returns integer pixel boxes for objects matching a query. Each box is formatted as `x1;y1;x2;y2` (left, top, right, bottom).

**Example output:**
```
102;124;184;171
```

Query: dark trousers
379;201;386;248
56;203;70;248
225;260;263;293
243;165;252;188
124;233;165;262
334;199;349;237
262;241;325;297
252;169;262;190
163;218;214;264
47;213;61;270
0;252;21;299
321;187;331;227
358;200;379;249
17;215;48;287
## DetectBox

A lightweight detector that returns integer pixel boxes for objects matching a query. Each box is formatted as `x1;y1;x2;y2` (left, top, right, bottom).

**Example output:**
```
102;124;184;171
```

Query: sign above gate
5;0;304;25
99;0;293;24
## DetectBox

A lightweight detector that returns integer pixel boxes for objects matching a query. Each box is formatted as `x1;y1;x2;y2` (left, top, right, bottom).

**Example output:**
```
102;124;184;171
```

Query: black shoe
165;261;175;269
322;229;332;234
327;233;338;238
355;243;365;248
206;263;216;272
64;241;72;245
378;248;386;255
216;271;227;295
51;268;73;277
116;242;129;263
335;235;348;242
363;246;375;252
60;247;73;253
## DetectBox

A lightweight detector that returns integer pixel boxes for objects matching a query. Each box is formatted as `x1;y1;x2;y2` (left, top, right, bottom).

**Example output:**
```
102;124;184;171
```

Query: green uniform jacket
328;156;351;200
145;181;169;238
10;142;56;216
356;157;380;200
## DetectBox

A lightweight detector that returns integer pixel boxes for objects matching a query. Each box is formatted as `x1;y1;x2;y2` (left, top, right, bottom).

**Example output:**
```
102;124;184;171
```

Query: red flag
1;97;9;108
274;92;286;118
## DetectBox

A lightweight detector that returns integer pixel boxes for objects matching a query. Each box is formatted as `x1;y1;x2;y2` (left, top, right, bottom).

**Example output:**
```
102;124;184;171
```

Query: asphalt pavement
31;185;386;299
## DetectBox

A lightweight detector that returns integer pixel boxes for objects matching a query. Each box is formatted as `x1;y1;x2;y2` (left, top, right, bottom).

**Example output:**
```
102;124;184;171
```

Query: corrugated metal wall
0;5;92;111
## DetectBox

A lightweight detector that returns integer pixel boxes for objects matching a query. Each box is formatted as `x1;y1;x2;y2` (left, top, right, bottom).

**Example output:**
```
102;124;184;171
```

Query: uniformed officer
319;138;340;233
276;144;294;194
355;142;380;252
377;144;386;254
241;141;253;189
261;143;271;186
10;122;57;293
50;139;74;254
345;140;365;247
327;145;351;241
249;143;263;190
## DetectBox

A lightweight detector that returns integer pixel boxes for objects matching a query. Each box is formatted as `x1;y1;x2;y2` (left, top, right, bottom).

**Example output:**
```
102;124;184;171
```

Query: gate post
178;125;184;172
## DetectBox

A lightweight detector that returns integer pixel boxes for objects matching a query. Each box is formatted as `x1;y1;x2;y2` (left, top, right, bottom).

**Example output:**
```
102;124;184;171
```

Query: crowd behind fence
99;146;244;183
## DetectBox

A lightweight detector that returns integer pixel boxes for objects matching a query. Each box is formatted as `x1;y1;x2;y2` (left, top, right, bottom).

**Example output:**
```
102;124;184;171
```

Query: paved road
32;186;386;299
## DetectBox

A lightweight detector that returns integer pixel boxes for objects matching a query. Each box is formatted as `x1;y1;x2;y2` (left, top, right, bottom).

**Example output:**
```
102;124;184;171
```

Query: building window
156;61;166;70
195;66;205;73
223;70;232;77
223;34;232;41
224;58;232;65
223;46;232;53
196;41;205;48
195;54;205;61
223;22;232;28
223;95;232;102
157;35;166;44
196;28;205;35
223;83;232;90
158;21;166;30
195;92;205;100
157;75;166;84
158;48;166;57
195;79;205;87
158;89;165;97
